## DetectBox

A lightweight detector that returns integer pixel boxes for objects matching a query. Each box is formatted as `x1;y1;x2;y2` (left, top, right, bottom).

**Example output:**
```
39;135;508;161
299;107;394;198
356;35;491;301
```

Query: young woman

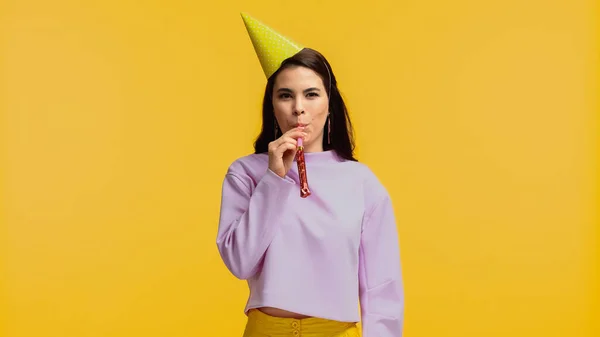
216;13;404;337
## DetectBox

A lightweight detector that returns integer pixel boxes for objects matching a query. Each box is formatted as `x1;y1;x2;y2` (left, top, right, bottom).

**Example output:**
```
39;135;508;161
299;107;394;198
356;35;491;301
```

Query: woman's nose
293;101;305;115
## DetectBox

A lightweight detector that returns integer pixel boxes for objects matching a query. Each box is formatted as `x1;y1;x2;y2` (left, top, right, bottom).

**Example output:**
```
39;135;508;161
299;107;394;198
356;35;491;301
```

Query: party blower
296;126;311;198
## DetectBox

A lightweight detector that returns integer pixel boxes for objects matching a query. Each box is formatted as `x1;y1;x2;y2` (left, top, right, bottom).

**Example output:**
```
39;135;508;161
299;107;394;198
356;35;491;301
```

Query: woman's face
272;66;329;152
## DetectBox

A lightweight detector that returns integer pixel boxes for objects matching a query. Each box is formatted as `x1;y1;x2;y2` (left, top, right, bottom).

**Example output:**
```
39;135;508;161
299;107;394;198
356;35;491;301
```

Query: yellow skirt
242;309;360;337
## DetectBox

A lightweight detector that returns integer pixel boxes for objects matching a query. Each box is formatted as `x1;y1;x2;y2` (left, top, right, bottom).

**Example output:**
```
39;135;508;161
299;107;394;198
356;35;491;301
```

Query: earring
274;121;279;139
327;112;331;145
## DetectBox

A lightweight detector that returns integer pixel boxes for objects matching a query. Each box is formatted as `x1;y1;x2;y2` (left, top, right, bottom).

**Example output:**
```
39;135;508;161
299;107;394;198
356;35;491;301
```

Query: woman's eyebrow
276;87;321;93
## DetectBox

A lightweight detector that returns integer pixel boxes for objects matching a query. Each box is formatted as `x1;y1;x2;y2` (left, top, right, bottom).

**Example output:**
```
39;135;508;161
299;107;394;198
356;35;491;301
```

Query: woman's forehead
274;66;325;89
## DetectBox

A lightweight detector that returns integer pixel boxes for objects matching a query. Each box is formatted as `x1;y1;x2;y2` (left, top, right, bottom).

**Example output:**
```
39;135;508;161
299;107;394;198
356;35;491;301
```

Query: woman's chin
301;139;324;152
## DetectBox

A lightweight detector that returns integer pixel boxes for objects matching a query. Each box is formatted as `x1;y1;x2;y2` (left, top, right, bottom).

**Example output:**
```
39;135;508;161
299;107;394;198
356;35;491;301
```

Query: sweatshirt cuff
263;168;296;185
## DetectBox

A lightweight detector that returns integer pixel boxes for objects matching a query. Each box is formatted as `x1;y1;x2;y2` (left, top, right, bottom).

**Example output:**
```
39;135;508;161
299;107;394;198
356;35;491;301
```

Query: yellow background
1;0;598;336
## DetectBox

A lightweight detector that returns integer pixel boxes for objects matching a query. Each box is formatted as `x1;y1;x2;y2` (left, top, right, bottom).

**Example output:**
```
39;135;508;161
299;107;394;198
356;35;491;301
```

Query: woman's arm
216;167;296;280
358;193;404;336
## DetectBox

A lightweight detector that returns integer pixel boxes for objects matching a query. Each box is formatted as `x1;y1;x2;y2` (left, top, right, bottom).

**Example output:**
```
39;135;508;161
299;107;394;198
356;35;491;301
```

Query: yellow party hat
241;12;305;79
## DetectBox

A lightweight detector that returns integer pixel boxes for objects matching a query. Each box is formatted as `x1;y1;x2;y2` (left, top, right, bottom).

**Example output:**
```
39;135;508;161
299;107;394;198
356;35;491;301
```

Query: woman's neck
303;136;324;153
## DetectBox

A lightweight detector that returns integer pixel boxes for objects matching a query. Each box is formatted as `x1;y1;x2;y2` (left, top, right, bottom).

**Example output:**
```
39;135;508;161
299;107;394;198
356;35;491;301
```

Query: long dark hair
253;48;357;162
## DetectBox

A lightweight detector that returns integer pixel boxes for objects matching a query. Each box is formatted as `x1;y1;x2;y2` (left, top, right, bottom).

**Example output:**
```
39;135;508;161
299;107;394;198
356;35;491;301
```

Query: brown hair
253;48;357;161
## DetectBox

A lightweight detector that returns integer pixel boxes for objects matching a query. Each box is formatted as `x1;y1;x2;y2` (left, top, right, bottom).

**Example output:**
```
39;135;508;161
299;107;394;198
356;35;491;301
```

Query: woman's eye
307;92;319;97
279;94;291;99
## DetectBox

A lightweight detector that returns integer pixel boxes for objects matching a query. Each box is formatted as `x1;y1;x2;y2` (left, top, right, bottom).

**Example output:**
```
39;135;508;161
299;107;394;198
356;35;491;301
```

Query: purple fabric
216;150;404;336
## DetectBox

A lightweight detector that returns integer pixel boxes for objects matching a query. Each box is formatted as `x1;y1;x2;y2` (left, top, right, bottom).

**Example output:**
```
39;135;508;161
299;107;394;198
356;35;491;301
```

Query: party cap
240;12;305;79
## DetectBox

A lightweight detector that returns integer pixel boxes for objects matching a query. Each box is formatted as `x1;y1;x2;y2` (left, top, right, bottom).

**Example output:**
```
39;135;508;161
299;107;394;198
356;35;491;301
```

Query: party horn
296;135;311;198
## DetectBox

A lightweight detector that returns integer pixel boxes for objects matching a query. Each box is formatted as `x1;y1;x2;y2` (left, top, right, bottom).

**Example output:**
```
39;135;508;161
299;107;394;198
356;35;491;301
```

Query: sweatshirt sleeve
216;167;296;280
358;193;404;337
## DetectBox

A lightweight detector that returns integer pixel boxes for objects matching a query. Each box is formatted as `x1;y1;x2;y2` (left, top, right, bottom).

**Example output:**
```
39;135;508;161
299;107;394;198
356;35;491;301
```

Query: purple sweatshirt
216;150;404;336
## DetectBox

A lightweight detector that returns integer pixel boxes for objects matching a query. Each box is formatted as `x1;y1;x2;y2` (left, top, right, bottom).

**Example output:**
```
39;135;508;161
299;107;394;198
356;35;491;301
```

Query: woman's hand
268;126;307;178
